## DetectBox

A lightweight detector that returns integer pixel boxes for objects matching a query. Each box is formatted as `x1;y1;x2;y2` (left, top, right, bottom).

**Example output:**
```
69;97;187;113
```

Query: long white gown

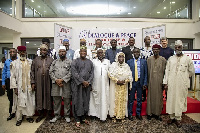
88;58;110;120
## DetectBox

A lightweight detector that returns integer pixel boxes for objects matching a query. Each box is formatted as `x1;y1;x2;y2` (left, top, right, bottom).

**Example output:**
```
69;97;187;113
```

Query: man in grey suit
105;39;121;64
49;46;72;123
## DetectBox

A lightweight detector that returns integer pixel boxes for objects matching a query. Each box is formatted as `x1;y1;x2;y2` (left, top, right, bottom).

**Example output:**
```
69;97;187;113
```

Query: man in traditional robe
71;46;94;128
49;46;72;123
10;46;35;126
140;36;153;102
105;39;121;64
31;44;54;123
163;40;195;128
88;48;110;121
2;48;17;121
127;48;147;121
62;39;74;60
73;39;93;60
146;44;166;121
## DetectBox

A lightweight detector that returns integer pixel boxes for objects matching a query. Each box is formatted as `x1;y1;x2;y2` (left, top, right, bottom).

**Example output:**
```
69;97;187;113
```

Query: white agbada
73;49;93;60
163;54;195;117
10;58;35;118
88;58;110;120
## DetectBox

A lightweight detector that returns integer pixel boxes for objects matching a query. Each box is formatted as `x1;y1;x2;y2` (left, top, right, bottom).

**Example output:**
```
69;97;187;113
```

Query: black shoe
136;115;143;120
128;115;133;121
142;98;146;102
7;113;15;121
26;118;34;123
147;115;152;120
16;120;22;126
36;115;45;123
155;115;162;121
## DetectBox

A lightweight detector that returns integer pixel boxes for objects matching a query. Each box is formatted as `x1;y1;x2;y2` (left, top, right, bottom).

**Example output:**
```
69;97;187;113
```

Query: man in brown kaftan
31;44;54;123
146;44;166;121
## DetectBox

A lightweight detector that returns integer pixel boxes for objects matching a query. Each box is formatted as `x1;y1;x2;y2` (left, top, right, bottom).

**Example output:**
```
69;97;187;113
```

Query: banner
142;25;166;46
71;28;142;50
54;23;72;53
182;50;200;75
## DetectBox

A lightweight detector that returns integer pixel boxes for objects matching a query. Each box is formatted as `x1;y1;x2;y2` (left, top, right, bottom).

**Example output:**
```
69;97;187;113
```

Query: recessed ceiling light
34;44;37;45
133;7;136;8
38;6;40;8
168;14;170;15
10;8;12;9
157;12;160;14
9;14;12;15
128;13;131;14
25;12;27;13
25;8;27;9
26;42;29;43
31;0;34;2
164;7;166;9
172;2;175;4
44;11;46;12
66;4;126;15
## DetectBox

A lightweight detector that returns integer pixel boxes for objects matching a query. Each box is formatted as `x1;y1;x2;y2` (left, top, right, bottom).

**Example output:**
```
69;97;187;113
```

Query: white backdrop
54;23;143;51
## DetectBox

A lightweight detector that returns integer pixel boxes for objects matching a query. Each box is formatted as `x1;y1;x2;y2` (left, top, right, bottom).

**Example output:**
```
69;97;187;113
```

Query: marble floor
0;91;200;133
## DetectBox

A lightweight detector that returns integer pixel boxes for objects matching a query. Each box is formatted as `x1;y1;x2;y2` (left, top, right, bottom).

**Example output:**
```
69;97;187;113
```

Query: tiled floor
0;91;200;133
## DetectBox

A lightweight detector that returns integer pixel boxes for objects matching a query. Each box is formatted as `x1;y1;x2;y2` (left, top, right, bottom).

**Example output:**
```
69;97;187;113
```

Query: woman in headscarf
108;52;133;121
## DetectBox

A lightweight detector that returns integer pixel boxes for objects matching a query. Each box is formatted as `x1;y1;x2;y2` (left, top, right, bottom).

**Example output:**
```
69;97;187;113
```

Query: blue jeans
128;81;142;116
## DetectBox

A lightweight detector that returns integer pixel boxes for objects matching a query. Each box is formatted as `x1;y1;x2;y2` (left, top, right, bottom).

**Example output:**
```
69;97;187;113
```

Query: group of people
1;37;194;129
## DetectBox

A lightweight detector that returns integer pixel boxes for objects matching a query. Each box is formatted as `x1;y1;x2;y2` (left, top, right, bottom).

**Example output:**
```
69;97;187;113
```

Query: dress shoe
136;115;143;120
36;115;45;123
154;115;162;121
7;113;15;121
142;98;146;102
147;115;152;120
128;115;133;121
175;120;182;128
167;119;176;125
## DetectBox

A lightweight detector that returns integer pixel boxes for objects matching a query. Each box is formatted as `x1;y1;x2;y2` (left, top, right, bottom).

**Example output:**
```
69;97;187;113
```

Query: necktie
135;59;138;82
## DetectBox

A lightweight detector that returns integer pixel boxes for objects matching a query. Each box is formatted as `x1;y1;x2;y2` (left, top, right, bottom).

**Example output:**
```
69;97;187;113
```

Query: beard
175;50;182;55
60;55;65;59
20;56;26;61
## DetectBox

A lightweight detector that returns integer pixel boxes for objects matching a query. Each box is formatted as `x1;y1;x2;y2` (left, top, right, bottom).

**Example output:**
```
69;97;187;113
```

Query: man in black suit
122;37;136;63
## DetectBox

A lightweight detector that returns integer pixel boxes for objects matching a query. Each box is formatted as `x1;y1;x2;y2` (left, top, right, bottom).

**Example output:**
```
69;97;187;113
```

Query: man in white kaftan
10;46;35;126
163;40;195;128
88;48;110;121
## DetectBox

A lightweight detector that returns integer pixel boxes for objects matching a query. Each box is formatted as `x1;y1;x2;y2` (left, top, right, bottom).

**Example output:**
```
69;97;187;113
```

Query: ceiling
22;0;190;18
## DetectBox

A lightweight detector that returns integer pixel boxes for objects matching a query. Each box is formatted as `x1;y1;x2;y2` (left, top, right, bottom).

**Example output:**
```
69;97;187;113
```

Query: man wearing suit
105;39;121;64
127;48;147;121
122;37;136;63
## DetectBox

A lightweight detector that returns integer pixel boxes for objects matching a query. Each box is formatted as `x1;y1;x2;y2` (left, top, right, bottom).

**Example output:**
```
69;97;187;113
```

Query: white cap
59;46;66;50
175;40;183;46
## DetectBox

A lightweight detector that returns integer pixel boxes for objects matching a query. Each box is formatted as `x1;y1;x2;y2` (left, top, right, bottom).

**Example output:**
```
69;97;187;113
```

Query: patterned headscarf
115;52;126;66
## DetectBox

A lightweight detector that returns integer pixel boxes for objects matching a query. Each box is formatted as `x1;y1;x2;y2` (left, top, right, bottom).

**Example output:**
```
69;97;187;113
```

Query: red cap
152;44;161;49
17;46;26;51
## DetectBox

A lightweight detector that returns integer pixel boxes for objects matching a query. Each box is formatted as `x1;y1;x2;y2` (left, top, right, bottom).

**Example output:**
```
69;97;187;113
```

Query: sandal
82;119;89;125
16;120;22;126
75;122;81;128
26;118;34;123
